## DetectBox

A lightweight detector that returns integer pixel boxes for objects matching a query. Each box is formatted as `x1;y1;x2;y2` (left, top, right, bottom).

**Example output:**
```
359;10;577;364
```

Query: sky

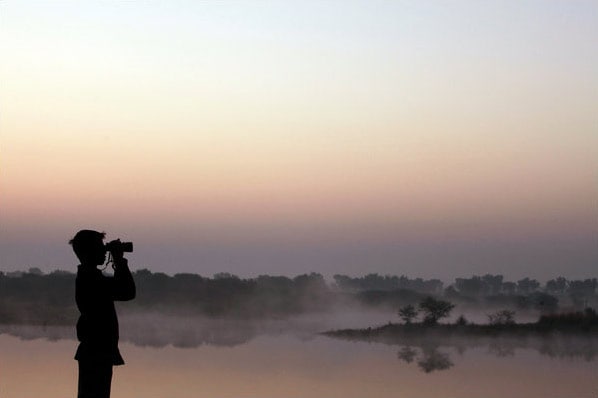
1;1;596;281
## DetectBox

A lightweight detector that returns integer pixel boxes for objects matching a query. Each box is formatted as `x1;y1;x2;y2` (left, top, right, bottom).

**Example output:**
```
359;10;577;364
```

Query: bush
487;310;515;325
418;297;455;325
398;304;418;324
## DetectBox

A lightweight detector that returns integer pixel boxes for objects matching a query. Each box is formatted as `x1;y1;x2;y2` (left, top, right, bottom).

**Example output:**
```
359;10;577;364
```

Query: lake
1;313;596;398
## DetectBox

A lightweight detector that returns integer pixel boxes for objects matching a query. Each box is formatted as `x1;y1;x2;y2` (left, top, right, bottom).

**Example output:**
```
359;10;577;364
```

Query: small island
324;297;598;372
324;296;598;343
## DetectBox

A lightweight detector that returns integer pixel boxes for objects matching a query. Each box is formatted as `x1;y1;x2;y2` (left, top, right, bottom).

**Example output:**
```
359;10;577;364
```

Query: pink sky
1;2;596;279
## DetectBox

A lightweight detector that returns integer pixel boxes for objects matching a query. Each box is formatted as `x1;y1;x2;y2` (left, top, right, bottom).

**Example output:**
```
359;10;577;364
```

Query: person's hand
112;247;125;262
106;239;126;267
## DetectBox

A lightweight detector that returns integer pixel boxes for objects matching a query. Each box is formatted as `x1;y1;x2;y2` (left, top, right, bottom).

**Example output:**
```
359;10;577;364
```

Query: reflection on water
0;310;395;348
1;318;597;398
0;320;259;347
0;313;340;348
394;335;598;372
3;315;598;367
333;328;598;373
398;346;454;373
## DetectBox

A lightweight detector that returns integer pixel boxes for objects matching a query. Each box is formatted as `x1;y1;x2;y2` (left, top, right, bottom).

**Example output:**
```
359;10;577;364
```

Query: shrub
487;309;516;325
398;304;418;324
418;297;455;325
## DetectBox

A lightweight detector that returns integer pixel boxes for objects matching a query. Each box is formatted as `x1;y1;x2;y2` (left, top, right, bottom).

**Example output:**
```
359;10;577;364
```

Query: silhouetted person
70;230;136;398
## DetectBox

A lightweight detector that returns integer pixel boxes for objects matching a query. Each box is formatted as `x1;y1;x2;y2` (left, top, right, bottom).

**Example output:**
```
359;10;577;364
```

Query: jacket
74;260;136;365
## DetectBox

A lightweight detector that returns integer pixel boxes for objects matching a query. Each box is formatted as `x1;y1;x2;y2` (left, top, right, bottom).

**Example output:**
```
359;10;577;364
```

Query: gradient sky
1;1;596;281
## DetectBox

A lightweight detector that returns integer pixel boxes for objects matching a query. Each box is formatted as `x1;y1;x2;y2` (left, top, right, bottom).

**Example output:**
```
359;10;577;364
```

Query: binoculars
105;239;133;253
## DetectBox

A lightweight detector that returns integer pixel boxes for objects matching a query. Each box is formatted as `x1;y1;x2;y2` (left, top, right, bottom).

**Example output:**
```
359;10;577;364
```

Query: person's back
70;230;135;398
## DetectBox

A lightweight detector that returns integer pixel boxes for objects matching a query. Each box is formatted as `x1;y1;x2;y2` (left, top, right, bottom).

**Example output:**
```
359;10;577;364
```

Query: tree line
333;273;597;298
1;268;596;325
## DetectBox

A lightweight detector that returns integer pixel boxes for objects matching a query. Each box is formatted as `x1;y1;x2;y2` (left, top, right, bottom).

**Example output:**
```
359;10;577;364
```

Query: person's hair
69;230;106;261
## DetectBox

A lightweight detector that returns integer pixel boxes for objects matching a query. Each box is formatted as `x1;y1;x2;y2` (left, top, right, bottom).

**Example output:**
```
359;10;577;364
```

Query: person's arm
111;257;136;301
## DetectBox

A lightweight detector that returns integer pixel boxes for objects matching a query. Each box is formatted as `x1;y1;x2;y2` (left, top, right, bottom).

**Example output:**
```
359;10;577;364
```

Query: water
1;315;596;398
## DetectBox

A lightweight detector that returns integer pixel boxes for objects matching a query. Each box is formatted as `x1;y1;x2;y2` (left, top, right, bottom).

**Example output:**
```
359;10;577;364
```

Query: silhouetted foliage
530;292;559;313
356;288;424;309
516;277;540;294
0;269;77;325
568;279;597;296
487;310;515;325
501;281;517;295
481;274;504;295
455;276;485;296
0;269;337;322
443;285;460;299
537;307;598;330
567;279;598;309
418;297;455;325
333;274;443;294
2;269;597;325
326;307;598;372
398;304;418;324
545;277;568;295
452;274;542;297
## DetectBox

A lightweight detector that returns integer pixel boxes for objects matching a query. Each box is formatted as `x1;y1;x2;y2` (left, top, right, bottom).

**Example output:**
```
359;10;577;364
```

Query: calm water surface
0;316;596;398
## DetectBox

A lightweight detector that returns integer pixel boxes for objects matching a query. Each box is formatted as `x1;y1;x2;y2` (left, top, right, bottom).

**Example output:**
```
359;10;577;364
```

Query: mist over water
0;308;394;347
2;302;597;398
2;308;597;364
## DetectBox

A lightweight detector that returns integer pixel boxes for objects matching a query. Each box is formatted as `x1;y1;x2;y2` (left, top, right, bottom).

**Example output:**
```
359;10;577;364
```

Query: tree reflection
390;333;598;373
417;346;454;373
397;346;417;363
397;345;453;373
3;320;598;373
488;342;515;357
0;318;259;348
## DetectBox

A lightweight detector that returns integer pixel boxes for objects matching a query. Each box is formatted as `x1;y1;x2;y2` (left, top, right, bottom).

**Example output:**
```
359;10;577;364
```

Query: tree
487;309;515;325
545;277;568;295
213;272;239;280
482;274;504;295
444;285;460;299
531;292;558;313
501;281;517;295
398;304;418;324
517;277;540;294
418;297;455;325
28;267;43;275
455;276;484;296
568;279;597;296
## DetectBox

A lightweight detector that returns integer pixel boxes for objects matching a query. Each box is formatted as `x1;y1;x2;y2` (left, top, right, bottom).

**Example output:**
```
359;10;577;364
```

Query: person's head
69;229;107;265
